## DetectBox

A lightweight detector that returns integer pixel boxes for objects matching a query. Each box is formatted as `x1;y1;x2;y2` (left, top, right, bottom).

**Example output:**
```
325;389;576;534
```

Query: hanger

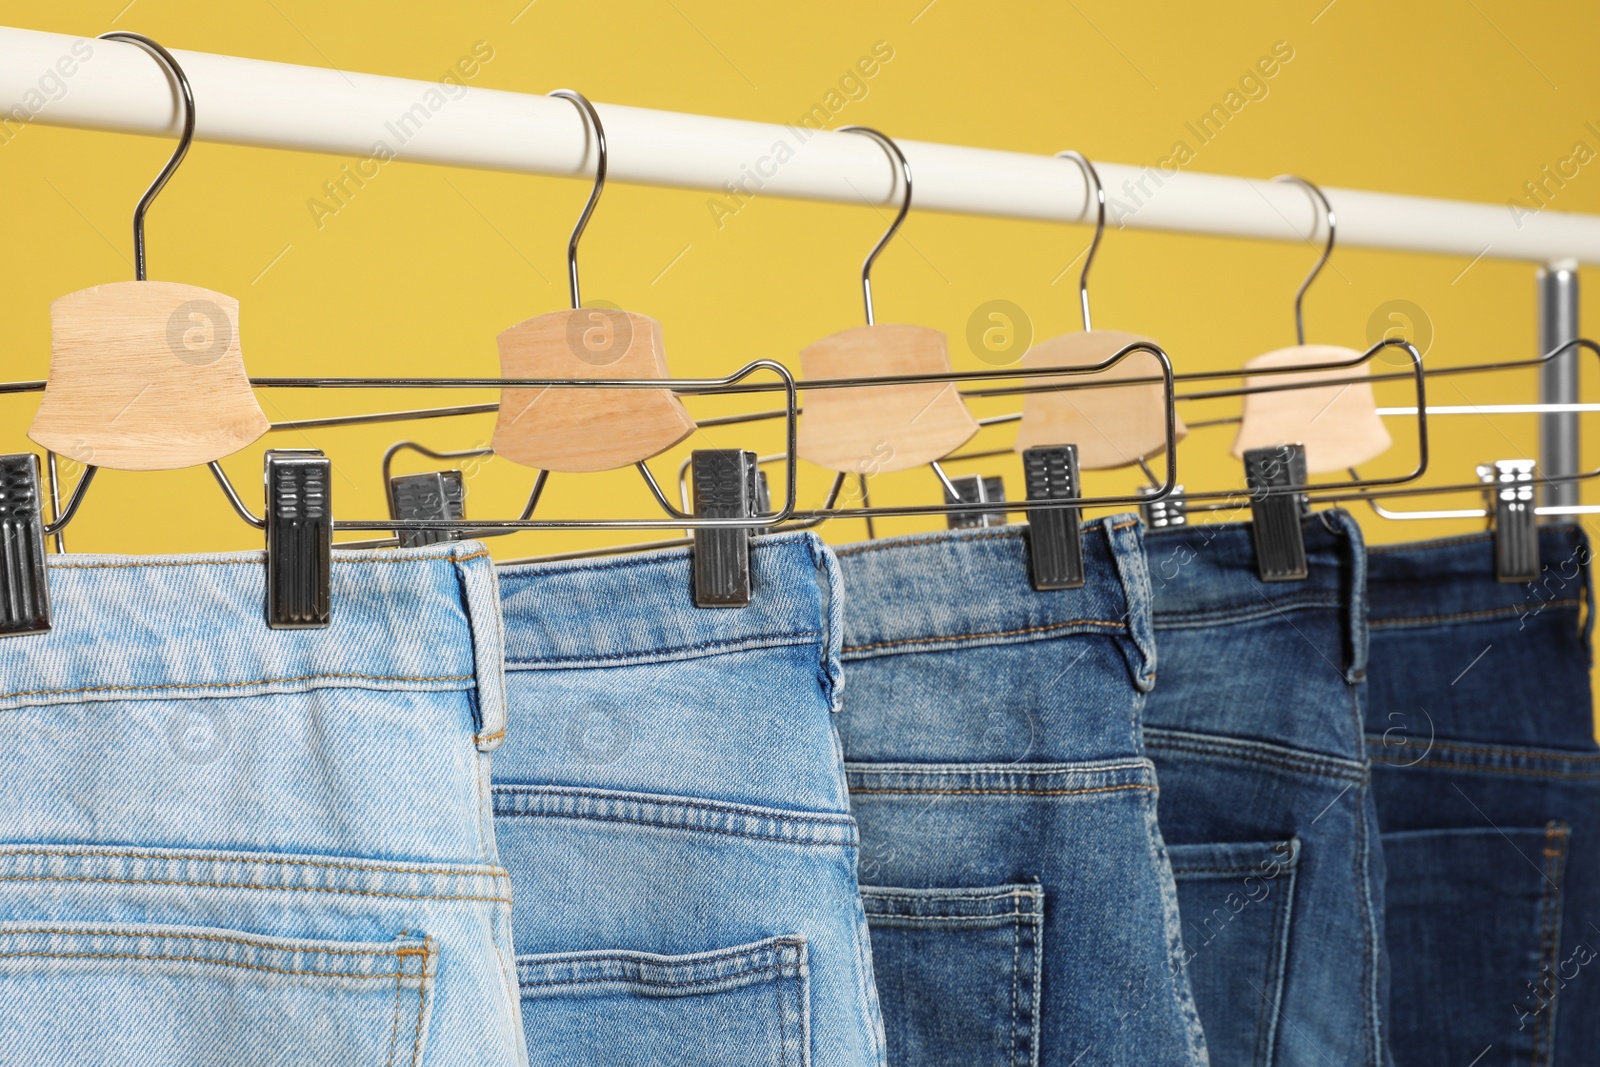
1342;336;1600;580
28;32;269;474
489;89;695;473
1012;151;1188;466
795;127;980;491
1230;176;1391;473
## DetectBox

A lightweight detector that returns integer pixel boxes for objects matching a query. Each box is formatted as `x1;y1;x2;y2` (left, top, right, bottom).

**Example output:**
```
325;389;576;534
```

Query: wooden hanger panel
492;308;696;473
797;323;979;474
30;281;268;471
1011;329;1188;468
1231;343;1392;472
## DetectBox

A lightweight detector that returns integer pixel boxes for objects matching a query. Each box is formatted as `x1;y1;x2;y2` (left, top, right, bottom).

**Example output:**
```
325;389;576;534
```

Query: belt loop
450;543;509;751
1321;508;1369;684
807;534;847;713
1104;515;1158;693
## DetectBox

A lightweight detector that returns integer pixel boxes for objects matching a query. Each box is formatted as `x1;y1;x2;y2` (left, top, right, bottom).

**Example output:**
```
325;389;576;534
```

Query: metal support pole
1538;260;1581;516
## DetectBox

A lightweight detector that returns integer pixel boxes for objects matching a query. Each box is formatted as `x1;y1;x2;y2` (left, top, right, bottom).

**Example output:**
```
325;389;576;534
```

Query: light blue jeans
0;543;525;1067
834;518;1209;1067
492;532;886;1067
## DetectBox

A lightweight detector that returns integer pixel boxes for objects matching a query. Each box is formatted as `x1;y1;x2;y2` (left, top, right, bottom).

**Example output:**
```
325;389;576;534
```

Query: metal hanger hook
1057;151;1105;332
838;126;912;326
1272;174;1335;345
549;89;607;310
99;32;195;282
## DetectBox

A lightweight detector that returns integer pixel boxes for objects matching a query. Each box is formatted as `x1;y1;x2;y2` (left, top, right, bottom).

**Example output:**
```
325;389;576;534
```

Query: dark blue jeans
834;518;1208;1067
1365;525;1600;1067
1144;510;1391;1067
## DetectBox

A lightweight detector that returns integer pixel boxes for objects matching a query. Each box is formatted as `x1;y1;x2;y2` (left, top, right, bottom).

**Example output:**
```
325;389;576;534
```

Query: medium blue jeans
834;518;1209;1067
1144;510;1391;1067
0;543;525;1067
491;532;885;1067
1366;526;1600;1067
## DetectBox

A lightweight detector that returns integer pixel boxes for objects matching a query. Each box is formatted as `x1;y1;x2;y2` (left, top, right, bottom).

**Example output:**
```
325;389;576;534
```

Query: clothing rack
0;25;1589;511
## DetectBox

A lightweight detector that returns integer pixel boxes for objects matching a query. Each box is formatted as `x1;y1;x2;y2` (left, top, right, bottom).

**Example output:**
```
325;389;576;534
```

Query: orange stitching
387;959;404;1067
473;727;507;745
1370;757;1600;781
0;874;509;905
48;548;491;572
1369;600;1579;628
1110;519;1140;531
0;670;475;702
0;950;409;979
0;846;507;880
843;617;1124;654
409;940;434;1067
0;927;408;955
1380;737;1600;764
850;783;1153;798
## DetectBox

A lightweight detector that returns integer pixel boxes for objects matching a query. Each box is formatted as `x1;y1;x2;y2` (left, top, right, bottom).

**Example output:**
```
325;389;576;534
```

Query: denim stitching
493;809;855;847
498;532;809;578
1010;909;1021;1067
0;950;414;979
1369;600;1580;628
505;630;821;667
526;940;803;969
1372;737;1600;763
386;955;405;1067
842;618;1125;655
521;962;794;991
0;875;509;904
1143;732;1368;783
0;847;507;879
833;528;1021;558
493;787;855;828
1152;594;1342;629
408;943;431;1067
1370;756;1600;781
1534;823;1570;1067
0;927;410;955
849;783;1153;798
49;549;491;571
0;671;474;702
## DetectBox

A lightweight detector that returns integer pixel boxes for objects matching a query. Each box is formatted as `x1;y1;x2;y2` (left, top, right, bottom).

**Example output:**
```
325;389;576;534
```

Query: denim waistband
1145;508;1368;683
496;531;844;708
832;515;1157;691
0;542;507;751
1365;524;1592;643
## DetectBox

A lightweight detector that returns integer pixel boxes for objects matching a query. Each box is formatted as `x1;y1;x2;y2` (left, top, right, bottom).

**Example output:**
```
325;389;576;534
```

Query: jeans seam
0;847;506;879
1144;735;1368;783
1369;600;1581;628
1534;822;1570;1067
841;618;1125;655
0;950;416;979
0;671;473;703
0;875;508;904
46;549;493;571
493;809;855;847
1365;735;1600;764
407;942;431;1067
493;787;856;828
848;783;1154;798
506;630;822;668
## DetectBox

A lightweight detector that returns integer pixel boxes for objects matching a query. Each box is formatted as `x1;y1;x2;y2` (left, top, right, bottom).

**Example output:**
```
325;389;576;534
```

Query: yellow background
2;2;1598;644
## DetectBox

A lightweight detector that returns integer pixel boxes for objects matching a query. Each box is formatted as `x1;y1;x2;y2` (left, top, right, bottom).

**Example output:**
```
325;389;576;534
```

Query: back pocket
1168;839;1300;1067
1383;823;1569;1067
518;934;809;1067
0;921;434;1067
859;883;1042;1067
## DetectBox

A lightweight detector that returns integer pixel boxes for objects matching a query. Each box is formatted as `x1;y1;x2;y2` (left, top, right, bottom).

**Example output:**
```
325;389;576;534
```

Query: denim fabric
834;518;1209;1067
1144;510;1391;1067
0;543;525;1067
1365;526;1600;1067
491;531;885;1067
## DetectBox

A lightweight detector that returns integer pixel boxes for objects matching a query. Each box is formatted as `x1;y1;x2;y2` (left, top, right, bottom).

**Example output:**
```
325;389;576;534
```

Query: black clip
0;454;51;636
1138;483;1187;529
945;474;1007;529
388;470;466;549
1022;446;1084;591
692;449;758;608
1243;444;1309;582
1480;459;1538;583
265;449;332;629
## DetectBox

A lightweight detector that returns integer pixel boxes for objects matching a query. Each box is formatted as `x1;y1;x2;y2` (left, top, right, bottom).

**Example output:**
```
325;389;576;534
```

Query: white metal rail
2;27;1599;264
